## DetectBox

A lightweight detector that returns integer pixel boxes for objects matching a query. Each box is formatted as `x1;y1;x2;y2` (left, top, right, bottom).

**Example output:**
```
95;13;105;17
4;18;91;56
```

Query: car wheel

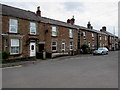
101;52;104;55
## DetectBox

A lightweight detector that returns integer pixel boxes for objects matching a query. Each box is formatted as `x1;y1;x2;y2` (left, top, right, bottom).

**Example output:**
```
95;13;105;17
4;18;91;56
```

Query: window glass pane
52;42;56;45
31;45;34;50
70;41;73;50
30;22;36;34
11;39;19;46
52;41;57;51
52;26;57;36
69;29;73;38
10;19;18;33
52;47;56;50
10;27;17;32
10;19;17;25
52;26;56;31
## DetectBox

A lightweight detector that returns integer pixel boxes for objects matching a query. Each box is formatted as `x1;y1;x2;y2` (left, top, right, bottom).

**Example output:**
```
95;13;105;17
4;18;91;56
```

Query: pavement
2;53;93;68
2;51;118;88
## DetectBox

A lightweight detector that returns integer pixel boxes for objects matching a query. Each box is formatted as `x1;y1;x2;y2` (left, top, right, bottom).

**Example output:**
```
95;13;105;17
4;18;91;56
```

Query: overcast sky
0;0;119;36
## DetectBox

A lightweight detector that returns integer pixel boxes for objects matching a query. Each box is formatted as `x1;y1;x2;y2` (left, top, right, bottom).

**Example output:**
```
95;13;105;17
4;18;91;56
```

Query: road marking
2;65;22;69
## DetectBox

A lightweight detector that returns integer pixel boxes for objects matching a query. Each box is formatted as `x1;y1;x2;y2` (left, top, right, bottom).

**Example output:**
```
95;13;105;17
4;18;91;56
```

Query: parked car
93;47;109;55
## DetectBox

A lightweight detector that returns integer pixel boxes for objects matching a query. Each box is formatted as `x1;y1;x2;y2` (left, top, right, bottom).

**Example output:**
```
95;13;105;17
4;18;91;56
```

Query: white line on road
2;65;23;69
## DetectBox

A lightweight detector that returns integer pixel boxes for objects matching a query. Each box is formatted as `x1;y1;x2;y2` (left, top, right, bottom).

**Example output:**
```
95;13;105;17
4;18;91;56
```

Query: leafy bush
80;44;93;54
0;51;10;59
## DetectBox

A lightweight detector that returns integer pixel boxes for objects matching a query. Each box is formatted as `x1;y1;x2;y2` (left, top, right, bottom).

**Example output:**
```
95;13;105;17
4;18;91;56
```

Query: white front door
30;42;36;57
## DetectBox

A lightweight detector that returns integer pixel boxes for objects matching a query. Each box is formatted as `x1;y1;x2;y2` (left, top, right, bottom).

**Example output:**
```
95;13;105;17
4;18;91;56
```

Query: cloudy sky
1;0;119;36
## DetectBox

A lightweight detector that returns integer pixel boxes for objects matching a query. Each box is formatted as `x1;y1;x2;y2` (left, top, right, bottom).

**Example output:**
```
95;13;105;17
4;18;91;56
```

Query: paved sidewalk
2;53;93;68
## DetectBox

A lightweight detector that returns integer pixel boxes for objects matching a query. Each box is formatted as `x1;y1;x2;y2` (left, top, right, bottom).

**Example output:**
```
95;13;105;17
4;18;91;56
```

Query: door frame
30;42;36;57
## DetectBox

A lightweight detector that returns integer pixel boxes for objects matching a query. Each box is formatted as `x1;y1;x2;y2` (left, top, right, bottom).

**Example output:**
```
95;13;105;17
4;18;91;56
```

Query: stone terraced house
0;4;119;60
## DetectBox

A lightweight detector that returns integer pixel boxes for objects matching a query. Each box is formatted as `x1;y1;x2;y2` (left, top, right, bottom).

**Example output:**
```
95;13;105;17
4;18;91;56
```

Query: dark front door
38;44;44;52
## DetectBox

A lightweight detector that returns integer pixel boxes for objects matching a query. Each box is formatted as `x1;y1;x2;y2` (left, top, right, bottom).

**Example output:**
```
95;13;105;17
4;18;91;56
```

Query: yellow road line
2;65;22;69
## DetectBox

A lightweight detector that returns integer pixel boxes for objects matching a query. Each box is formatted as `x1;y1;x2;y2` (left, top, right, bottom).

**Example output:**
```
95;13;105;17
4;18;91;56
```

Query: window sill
10;53;22;56
28;34;39;36
52;51;57;53
8;32;20;34
51;36;58;37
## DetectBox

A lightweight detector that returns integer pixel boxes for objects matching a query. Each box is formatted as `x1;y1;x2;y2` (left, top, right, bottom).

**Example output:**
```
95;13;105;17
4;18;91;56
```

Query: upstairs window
83;32;86;40
52;26;57;36
10;39;20;54
30;22;36;35
69;29;73;38
92;33;94;40
9;19;18;33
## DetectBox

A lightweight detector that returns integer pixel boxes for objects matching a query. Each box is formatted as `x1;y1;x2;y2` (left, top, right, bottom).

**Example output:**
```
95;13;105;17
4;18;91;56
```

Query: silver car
93;47;109;55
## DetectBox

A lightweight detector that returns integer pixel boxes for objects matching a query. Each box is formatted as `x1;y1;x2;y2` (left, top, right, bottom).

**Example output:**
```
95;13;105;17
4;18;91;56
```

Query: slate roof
103;31;118;37
0;3;117;37
1;4;78;29
1;4;40;21
75;25;107;35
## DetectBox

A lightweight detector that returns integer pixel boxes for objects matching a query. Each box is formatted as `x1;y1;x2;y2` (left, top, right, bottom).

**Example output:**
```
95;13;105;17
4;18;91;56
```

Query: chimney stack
36;6;41;17
100;26;106;32
70;16;75;25
67;19;71;23
87;21;91;29
67;16;75;25
102;26;106;31
91;26;93;29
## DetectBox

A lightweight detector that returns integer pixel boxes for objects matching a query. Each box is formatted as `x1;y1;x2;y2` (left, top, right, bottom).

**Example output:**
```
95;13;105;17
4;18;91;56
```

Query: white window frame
105;36;107;40
52;26;57;36
61;41;65;51
30;22;36;35
52;40;57;52
70;41;74;50
9;19;18;33
92;33;94;40
10;39;20;54
69;29;73;38
83;32;86;40
100;35;102;40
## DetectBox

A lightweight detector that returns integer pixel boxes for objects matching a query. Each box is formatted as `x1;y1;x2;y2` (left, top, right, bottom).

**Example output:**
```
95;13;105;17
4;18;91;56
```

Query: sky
0;0;119;36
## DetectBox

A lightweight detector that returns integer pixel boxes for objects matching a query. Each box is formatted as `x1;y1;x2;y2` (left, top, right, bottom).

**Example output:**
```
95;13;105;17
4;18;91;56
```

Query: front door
30;42;36;57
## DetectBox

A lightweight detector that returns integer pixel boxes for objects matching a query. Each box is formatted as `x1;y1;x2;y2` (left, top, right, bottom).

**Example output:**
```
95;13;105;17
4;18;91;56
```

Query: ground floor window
62;41;65;51
52;40;57;52
4;39;8;51
10;39;20;54
70;41;74;50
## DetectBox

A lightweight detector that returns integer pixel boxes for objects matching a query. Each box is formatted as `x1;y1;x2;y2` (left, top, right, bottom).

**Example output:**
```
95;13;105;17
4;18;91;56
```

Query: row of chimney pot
36;6;107;33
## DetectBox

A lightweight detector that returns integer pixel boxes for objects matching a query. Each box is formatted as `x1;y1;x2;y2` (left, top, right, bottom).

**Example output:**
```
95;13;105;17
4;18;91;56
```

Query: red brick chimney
70;16;75;25
67;16;75;25
100;26;106;32
87;21;91;29
102;26;106;31
36;6;41;17
67;19;71;24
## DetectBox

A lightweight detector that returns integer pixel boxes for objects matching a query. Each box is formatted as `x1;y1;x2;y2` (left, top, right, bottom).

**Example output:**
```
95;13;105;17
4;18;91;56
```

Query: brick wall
80;30;98;49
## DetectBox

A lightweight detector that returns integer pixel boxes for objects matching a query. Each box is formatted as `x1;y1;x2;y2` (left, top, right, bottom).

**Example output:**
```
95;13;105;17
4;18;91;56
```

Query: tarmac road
2;51;118;88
